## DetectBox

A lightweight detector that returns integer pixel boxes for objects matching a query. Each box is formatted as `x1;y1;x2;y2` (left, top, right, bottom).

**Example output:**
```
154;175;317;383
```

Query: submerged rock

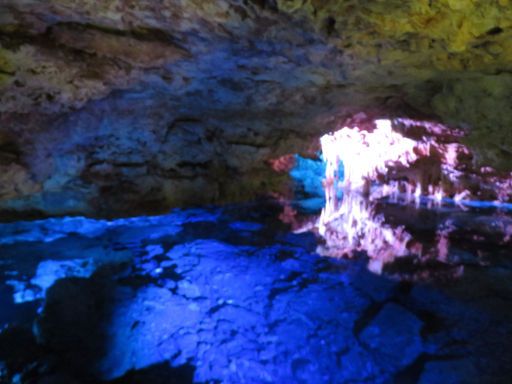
360;303;423;369
0;203;511;383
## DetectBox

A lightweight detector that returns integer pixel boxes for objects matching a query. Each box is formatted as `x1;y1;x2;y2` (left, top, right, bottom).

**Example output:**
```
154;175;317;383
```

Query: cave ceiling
0;0;511;216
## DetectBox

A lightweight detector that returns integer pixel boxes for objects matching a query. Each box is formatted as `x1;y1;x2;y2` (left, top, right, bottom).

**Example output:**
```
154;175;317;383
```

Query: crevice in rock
486;26;504;36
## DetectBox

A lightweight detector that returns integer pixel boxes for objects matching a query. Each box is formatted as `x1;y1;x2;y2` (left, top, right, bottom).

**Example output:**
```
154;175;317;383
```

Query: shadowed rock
0;1;512;216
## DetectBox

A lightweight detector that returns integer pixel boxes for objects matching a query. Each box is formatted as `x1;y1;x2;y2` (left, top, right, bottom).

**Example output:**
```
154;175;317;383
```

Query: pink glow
320;119;420;194
319;118;512;204
295;117;512;278
268;154;296;173
317;192;411;274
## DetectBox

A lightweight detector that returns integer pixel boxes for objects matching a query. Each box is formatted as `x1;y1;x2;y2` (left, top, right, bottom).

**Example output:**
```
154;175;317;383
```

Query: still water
0;199;511;383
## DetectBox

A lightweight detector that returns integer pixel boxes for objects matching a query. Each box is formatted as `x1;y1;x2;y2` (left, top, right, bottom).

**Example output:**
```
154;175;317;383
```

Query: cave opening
2;1;512;383
284;116;512;277
2;115;512;384
290;117;512;208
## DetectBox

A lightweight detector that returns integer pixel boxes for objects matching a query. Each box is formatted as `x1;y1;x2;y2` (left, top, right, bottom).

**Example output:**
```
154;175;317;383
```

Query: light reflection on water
282;117;512;280
285;192;512;279
0;202;512;383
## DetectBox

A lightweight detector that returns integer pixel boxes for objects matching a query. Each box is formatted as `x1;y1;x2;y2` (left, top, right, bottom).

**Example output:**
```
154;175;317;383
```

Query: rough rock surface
1;1;512;215
1;203;512;383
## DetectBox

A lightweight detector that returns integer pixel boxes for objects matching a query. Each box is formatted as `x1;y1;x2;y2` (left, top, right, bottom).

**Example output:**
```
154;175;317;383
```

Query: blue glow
450;199;512;210
228;221;264;231
290;155;323;195
289;154;344;212
289;154;327;198
0;204;511;383
383;194;512;211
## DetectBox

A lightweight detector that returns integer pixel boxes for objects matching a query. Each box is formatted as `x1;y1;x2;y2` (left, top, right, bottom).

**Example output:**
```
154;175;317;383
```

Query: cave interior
1;1;512;383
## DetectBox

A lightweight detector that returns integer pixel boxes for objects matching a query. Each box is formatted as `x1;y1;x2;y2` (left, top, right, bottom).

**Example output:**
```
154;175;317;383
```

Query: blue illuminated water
0;201;511;383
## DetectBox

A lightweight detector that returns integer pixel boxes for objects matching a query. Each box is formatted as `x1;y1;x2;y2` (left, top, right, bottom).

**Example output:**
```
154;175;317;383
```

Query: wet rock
108;362;195;384
33;277;132;383
0;326;40;381
291;357;322;384
1;204;512;383
359;303;423;369
418;359;479;384
338;345;385;383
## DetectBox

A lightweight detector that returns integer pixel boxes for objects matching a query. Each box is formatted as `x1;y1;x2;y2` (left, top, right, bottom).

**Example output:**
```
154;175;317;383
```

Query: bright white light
320;119;432;225
317;118;499;212
306;117;512;275
317;192;412;274
321;119;419;192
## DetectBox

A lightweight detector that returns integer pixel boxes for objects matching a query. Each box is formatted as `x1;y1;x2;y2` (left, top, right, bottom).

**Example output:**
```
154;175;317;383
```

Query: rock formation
1;1;511;216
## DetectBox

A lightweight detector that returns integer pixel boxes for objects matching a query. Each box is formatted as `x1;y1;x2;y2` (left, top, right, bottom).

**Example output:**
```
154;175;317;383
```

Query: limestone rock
360;303;423;369
0;0;511;215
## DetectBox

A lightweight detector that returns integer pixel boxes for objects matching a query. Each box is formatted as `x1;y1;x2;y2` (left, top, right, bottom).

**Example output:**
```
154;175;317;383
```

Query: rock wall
1;1;511;216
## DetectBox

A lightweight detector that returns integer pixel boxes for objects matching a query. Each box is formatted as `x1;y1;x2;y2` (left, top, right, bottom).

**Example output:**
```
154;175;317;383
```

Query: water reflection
289;190;512;279
285;117;512;279
1;203;512;382
318;192;412;274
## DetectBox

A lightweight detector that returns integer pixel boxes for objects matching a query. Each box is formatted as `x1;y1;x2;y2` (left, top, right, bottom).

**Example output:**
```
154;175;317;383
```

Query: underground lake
1;118;512;383
1;2;512;383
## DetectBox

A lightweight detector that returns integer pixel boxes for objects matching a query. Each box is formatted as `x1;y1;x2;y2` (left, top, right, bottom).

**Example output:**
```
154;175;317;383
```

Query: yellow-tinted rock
0;48;13;73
